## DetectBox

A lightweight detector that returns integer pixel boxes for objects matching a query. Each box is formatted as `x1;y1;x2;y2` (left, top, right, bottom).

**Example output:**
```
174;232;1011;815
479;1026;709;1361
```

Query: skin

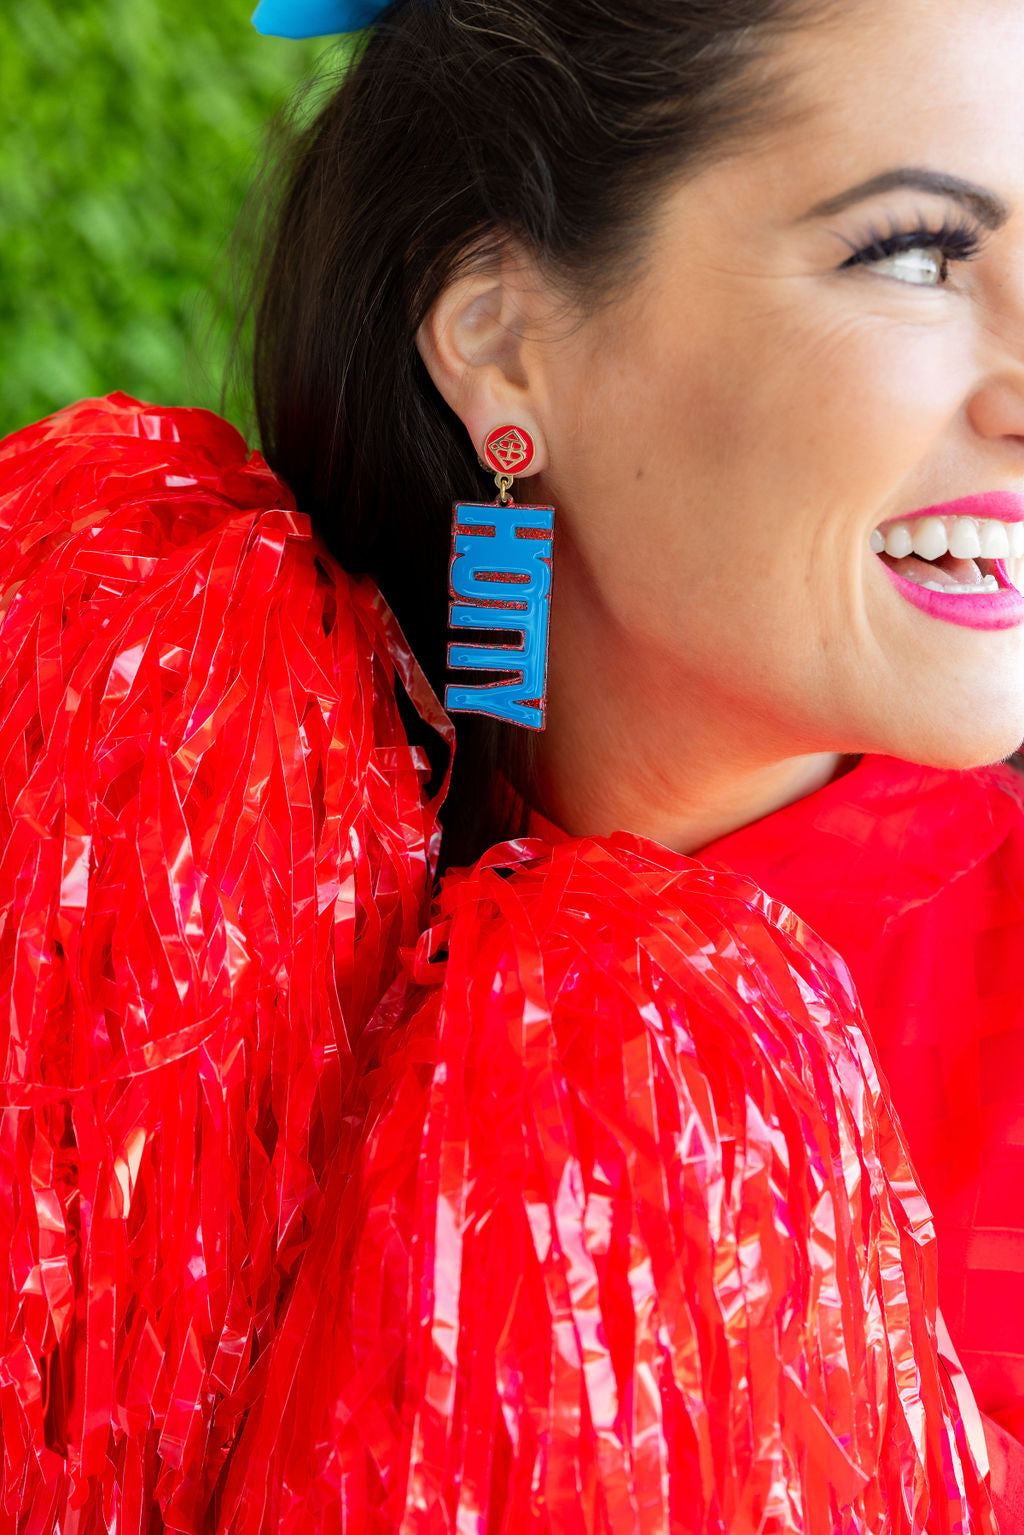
419;0;1024;852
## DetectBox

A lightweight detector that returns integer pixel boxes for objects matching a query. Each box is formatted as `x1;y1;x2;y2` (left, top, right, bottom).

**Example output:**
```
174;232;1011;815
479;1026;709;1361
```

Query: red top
706;755;1024;1436
534;761;1024;1430
531;754;1024;1436
701;754;1024;1438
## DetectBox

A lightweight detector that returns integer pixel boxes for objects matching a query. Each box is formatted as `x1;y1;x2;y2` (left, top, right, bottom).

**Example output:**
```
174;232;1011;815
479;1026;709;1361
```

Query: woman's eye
867;246;947;286
840;219;983;287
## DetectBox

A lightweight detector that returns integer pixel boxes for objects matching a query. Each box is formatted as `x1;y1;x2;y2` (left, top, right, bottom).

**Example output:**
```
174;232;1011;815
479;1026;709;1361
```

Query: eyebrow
800;168;1010;231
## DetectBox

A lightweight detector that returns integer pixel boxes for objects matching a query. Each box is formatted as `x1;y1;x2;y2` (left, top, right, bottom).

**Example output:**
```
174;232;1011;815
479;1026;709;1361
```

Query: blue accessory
251;0;391;37
446;495;555;731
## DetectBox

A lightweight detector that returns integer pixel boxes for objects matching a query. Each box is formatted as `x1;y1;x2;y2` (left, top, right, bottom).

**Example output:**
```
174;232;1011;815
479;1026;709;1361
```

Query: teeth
979;521;1011;559
918;576;1000;594
948;518;982;559
884;524;914;558
873;512;1024;562
911;517;949;561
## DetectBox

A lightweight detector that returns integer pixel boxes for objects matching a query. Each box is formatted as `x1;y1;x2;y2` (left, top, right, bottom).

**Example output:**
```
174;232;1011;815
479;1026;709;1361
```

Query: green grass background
0;2;335;442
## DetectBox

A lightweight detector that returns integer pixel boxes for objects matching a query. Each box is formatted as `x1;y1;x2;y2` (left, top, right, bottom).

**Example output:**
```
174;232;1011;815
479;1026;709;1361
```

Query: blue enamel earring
445;426;555;730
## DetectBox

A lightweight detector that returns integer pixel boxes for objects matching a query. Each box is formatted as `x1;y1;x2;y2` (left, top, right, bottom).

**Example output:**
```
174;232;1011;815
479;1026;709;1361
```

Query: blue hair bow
251;0;390;36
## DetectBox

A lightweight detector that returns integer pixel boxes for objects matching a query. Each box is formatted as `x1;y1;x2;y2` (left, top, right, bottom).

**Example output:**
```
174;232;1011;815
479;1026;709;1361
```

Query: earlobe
415;249;550;476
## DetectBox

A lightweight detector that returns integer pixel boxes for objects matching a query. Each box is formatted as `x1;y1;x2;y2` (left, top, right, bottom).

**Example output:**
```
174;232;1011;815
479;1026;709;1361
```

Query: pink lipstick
881;558;1024;630
876;492;1024;631
877;491;1024;526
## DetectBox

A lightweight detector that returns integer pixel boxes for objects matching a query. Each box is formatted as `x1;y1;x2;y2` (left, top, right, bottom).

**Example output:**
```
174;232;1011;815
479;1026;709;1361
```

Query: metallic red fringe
221;837;996;1533
0;397;449;1531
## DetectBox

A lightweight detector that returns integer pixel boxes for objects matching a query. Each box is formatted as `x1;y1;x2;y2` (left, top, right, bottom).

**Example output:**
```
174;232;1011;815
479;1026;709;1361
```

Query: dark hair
251;0;828;867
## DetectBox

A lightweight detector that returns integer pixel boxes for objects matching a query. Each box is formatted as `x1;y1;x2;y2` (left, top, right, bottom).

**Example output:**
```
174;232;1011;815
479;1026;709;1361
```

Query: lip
881;557;1024;630
879;491;1024;528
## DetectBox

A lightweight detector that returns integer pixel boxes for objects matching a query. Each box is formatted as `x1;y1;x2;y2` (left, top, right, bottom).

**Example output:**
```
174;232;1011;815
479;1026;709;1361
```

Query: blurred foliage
0;2;337;440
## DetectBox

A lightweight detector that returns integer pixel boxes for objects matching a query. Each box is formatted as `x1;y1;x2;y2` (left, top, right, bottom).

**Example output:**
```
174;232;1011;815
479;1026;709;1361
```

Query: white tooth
1011;523;1024;559
948;517;982;559
918;578;995;594
870;528;886;554
978;520;1011;559
884;523;914;558
911;516;949;561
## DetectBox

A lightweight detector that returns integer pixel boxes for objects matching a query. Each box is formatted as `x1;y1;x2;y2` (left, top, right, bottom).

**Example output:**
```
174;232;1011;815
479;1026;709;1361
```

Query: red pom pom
0;396;451;1530
220;835;996;1534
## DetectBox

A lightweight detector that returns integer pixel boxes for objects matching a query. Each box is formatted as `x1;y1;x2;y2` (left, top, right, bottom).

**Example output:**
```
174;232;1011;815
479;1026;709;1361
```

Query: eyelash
838;214;986;282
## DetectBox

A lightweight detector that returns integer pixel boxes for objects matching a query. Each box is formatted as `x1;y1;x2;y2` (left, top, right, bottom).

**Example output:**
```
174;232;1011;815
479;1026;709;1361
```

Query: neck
535;734;848;855
532;604;853;855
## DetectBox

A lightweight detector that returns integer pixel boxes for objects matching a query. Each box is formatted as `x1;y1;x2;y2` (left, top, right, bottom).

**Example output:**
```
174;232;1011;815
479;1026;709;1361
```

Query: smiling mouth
871;509;1024;594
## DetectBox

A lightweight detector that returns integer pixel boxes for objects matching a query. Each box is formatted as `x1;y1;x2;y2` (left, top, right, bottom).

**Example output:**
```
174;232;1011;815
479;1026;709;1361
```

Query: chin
882;718;1024;774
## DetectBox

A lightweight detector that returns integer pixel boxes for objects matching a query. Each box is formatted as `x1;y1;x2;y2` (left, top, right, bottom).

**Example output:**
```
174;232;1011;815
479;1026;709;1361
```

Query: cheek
549;296;974;636
691;311;975;512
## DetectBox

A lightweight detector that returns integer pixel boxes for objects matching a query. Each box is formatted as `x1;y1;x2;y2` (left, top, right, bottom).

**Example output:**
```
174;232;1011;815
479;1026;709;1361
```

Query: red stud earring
483;425;535;478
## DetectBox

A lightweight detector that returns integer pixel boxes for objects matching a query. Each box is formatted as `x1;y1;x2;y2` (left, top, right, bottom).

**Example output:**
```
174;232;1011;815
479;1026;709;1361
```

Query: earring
445;426;555;730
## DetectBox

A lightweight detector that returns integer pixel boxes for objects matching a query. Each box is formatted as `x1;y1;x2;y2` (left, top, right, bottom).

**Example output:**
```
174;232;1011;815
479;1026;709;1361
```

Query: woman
2;0;1023;1528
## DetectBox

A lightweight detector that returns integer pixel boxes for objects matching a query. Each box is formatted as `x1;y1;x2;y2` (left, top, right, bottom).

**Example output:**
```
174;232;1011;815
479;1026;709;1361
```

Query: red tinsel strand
0;396;450;1531
220;836;997;1534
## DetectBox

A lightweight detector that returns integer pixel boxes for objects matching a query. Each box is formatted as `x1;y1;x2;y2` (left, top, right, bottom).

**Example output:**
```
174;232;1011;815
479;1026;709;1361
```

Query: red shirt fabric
699;754;1024;1440
529;754;1024;1438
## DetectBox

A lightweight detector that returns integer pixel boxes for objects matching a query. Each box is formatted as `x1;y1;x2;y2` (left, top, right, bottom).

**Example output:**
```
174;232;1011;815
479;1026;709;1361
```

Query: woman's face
530;0;1024;837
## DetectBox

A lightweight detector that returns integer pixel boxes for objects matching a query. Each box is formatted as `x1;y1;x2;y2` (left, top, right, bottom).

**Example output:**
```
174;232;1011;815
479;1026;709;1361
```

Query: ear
415;243;551;477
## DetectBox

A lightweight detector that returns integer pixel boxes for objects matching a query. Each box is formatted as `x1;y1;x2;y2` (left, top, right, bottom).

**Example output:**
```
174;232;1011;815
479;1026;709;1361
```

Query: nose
967;372;1024;443
966;285;1024;445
